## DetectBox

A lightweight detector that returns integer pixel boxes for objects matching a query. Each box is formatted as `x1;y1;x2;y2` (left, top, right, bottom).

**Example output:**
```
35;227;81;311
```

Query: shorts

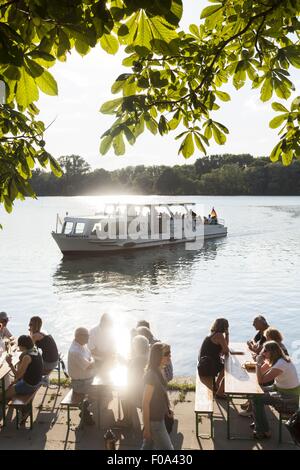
71;377;94;395
14;379;39;395
198;356;224;378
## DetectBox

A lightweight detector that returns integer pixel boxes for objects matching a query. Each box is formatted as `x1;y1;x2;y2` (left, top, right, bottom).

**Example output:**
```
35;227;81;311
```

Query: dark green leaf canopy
0;0;300;217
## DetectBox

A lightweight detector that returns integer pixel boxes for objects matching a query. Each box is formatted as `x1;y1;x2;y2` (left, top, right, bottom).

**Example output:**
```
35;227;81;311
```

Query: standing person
88;313;116;370
0;312;15;343
198;318;229;398
247;315;269;354
29;316;59;376
141;342;174;450
68;327;96;425
251;341;300;439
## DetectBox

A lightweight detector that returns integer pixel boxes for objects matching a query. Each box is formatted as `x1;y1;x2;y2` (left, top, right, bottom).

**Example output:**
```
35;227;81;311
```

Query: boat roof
62;203;197;220
96;202;196;206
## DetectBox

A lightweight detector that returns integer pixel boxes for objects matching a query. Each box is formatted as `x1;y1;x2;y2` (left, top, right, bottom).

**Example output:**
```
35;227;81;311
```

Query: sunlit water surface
1;195;300;375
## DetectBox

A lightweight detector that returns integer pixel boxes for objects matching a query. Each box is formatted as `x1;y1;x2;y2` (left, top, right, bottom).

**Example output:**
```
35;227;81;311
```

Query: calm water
1;195;300;375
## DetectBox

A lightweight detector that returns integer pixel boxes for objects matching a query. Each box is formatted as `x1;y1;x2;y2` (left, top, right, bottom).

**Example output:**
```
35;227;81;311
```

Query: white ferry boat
52;203;227;255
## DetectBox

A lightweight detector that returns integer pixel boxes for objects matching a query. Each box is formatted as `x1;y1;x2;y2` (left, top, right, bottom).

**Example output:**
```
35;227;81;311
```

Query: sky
37;1;300;171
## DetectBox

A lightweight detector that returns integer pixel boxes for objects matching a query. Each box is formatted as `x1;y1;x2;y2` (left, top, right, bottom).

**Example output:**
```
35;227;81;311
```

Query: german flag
210;207;217;218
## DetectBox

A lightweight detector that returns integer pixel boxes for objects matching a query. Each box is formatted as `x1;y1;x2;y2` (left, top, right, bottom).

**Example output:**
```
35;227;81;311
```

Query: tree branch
145;1;283;109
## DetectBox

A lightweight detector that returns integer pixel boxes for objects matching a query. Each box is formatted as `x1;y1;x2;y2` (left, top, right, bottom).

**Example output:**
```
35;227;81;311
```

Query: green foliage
1;0;300;218
0;0;183;216
101;0;300;167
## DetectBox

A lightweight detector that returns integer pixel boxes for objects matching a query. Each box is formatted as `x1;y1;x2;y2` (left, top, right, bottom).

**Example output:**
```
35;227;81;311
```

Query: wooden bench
274;397;300;445
8;386;41;429
60;389;84;432
194;373;214;438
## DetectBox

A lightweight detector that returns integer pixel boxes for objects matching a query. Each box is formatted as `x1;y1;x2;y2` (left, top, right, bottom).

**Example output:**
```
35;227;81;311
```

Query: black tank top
23;351;43;386
199;333;222;364
36;334;59;363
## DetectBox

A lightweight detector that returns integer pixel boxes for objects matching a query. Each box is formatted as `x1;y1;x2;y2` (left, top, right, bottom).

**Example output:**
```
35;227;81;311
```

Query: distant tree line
30;154;300;196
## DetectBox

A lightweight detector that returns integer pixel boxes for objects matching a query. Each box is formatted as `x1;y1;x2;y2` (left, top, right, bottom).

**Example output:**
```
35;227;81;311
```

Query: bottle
104;428;117;450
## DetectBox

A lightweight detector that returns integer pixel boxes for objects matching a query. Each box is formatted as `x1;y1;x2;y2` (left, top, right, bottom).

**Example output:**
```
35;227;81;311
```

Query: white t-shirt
272;358;300;390
88;324;115;357
67;340;94;380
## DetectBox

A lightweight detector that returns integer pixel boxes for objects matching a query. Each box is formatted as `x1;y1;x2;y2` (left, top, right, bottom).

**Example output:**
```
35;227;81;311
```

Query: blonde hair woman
251;341;300;439
264;327;289;355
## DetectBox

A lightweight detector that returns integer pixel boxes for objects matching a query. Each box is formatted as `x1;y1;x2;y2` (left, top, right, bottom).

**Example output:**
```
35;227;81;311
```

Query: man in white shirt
88;314;116;370
68;327;95;395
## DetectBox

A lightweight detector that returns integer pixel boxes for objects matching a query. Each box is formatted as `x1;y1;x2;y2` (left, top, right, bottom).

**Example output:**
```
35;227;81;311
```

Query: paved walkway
0;377;298;450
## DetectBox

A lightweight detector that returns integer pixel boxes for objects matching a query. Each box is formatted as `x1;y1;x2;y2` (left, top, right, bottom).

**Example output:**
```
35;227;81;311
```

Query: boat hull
52;225;227;255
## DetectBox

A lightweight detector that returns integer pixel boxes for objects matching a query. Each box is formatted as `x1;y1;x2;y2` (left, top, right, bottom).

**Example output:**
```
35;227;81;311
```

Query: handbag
164;411;174;434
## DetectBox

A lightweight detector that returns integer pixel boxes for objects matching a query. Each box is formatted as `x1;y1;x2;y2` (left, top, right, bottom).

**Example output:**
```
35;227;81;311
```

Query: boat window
74;222;85;234
64;222;73;235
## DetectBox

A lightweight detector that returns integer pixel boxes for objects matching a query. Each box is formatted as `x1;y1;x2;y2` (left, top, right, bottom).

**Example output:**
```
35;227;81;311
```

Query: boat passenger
141;342;174;450
29;316;59;376
251;341;300;439
198;318;229;398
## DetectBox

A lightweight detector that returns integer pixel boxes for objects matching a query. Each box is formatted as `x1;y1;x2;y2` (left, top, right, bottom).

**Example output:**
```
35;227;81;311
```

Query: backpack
285;409;300;447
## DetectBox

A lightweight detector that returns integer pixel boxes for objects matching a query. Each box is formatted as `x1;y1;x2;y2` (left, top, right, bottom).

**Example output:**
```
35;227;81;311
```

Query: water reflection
53;239;224;294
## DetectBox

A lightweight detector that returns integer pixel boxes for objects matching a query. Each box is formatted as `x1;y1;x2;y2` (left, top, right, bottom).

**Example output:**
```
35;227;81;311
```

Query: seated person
136;320;150;330
88;313;116;370
120;335;150;427
0;321;6;354
68;327;96;425
247;315;269;354
198;318;229;398
264;327;289;356
133;321;173;382
0;312;15;344
251;341;300;439
29;316;59;376
68;327;95;396
240;315;270;414
1;335;43;412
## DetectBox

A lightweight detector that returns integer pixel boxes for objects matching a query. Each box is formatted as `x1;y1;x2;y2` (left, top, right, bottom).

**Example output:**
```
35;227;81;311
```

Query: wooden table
225;342;264;439
0;348;20;426
91;363;128;429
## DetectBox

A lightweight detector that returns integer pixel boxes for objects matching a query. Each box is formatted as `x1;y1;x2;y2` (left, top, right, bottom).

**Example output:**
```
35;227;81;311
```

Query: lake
1;195;300;375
